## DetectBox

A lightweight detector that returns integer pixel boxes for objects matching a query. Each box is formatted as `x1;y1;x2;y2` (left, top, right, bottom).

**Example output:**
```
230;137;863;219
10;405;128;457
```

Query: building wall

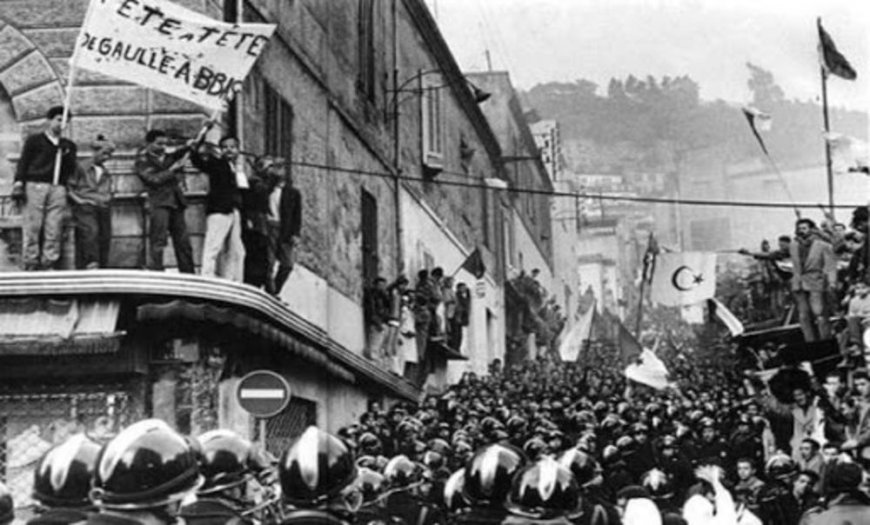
550;181;581;321
531;119;563;183
466;71;553;273
400;189;505;384
0;0;507;381
511;209;553;290
576;220;624;314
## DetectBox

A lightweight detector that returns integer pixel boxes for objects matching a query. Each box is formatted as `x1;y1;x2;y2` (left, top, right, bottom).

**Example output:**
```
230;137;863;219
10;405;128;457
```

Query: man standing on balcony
11;106;77;271
135;129;194;273
67;135;116;269
190;135;246;282
266;158;302;296
790;218;836;342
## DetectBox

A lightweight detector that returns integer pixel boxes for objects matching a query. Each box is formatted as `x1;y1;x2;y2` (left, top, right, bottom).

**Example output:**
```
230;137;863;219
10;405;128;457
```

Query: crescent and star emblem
671;265;704;292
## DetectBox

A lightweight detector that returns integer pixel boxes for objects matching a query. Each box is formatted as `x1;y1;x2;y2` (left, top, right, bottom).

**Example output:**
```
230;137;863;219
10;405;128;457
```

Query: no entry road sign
236;370;292;418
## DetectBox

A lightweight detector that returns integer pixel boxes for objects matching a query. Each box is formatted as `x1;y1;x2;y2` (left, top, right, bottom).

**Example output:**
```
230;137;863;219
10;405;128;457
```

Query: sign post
236;370;292;449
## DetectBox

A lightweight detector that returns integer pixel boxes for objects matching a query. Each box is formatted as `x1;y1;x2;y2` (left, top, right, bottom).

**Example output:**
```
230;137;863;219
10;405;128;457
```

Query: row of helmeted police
0;418;867;525
0;419;623;525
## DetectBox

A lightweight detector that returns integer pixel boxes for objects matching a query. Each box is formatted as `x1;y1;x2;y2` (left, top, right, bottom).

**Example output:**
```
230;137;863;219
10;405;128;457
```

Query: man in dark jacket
364;276;391;361
265;159;302;297
12;105;77;270
241;157;273;290
134;129;194;273
798;461;869;524
191;135;246;282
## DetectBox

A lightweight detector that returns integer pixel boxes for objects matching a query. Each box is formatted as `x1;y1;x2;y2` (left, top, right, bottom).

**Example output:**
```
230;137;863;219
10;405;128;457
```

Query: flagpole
52;0;98;186
634;271;647;339
634;232;654;338
819;18;835;219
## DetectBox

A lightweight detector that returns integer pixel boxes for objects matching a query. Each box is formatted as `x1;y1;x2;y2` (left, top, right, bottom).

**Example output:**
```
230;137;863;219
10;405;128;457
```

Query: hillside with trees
522;64;868;178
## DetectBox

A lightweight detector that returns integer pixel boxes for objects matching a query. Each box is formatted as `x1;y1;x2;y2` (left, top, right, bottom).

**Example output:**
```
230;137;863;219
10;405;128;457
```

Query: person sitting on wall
134;129;195;273
67;135;116;269
11;106;78;271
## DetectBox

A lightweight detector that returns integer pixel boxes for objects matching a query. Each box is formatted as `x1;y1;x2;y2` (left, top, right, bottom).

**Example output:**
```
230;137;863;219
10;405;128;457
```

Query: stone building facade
0;0;511;453
465;71;555;364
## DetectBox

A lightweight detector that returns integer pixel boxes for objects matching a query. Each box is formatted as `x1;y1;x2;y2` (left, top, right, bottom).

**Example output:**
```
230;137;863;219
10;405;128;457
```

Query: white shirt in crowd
683;485;737;525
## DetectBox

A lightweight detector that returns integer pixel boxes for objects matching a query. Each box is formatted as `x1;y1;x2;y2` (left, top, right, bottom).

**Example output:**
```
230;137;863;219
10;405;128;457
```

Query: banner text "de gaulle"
113;0;269;57
79;32;244;100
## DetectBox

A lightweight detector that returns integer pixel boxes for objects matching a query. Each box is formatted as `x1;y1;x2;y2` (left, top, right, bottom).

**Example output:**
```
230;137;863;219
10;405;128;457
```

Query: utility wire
289;159;866;211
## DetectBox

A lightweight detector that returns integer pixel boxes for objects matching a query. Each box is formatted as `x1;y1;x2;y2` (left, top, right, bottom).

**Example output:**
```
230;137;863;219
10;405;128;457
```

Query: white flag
74;0;276;110
557;295;596;362
708;297;744;336
650;252;716;307
625;349;671;390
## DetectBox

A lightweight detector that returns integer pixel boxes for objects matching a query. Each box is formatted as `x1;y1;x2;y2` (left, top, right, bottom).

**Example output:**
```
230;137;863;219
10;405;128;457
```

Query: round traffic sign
236;370;292;418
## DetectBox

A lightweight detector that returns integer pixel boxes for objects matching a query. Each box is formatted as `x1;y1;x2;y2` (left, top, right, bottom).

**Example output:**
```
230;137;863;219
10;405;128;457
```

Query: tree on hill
522;68;867;176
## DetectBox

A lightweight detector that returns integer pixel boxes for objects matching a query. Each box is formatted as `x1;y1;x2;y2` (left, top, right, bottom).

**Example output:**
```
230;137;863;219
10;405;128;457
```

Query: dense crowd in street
4;337;869;525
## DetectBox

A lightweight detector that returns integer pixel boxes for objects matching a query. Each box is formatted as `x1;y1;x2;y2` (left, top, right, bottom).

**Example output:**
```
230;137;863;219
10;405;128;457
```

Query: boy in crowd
68;136;116;269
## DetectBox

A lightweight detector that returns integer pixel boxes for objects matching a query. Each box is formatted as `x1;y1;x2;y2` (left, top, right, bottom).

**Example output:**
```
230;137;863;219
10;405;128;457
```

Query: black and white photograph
0;0;869;523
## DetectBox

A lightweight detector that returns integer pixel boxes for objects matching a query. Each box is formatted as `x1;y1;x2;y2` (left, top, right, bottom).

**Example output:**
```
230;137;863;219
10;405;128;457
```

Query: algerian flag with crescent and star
650;252;717;307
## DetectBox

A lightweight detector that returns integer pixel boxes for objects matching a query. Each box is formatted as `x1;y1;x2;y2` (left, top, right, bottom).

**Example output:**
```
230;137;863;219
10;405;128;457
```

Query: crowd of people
11;106;302;296
4;338;869;525
364;268;473;385
739;209;870;349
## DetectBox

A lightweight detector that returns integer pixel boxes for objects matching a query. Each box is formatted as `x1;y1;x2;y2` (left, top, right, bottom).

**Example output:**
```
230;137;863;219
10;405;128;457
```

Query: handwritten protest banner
74;0;276;110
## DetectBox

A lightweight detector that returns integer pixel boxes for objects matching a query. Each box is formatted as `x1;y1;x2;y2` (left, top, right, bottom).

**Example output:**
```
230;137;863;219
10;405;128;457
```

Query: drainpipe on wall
236;0;245;150
392;0;404;276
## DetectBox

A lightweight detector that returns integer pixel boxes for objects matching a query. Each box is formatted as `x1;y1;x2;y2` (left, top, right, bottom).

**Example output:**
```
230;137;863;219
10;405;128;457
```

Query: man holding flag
11;106;78;271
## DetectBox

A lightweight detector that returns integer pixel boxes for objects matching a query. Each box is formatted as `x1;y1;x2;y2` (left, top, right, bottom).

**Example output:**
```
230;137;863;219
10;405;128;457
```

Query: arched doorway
0;82;19;195
0;82;20;270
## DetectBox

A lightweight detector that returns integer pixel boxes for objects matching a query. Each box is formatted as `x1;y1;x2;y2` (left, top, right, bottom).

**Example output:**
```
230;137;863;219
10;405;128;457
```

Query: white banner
74;0;276;110
650;252;717;307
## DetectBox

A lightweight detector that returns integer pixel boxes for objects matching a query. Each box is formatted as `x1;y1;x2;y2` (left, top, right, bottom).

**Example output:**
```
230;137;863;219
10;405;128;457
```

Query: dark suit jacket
279;185;302;241
15;132;77;185
190;150;242;214
134;147;188;209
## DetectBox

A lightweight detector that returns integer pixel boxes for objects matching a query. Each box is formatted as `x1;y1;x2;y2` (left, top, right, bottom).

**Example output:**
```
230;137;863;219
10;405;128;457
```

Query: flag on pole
74;0;276;110
742;106;772;156
641;232;659;284
625;348;671;390
617;320;642;366
459;248;486;279
557;288;596;362
817;19;857;80
649;252;717;307
708;297;745;336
